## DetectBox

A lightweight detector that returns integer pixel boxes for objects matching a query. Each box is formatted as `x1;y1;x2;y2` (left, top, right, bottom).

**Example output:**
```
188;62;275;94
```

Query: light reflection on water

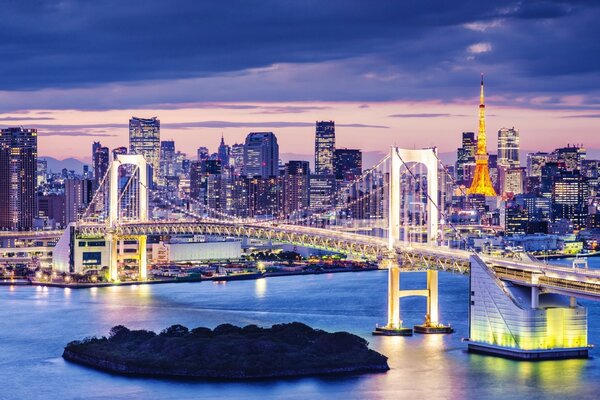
1;263;600;400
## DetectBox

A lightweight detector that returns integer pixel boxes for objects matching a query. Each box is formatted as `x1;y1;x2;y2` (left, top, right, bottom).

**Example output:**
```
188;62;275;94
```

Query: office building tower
129;116;160;183
159;140;176;182
467;75;497;196
247;176;281;218
230;143;245;176
456;132;476;183
244;132;279;178
500;167;526;196
0;127;37;230
527;152;550;178
552;172;589;230
504;201;529;235
282;161;310;217
553;145;586;172
309;175;336;212
93;145;109;187
217;135;230;167
334;148;362;181
497;127;520;169
37;194;66;229
315;121;335;175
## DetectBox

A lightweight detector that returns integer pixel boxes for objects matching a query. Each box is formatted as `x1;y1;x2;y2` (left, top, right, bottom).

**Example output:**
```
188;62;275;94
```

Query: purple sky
0;1;599;161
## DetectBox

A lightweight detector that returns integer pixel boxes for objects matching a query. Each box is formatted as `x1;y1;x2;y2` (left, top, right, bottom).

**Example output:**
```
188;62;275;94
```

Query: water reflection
255;278;267;298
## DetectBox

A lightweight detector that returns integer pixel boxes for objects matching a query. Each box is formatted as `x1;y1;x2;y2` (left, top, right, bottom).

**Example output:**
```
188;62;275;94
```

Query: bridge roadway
6;220;600;300
73;219;600;300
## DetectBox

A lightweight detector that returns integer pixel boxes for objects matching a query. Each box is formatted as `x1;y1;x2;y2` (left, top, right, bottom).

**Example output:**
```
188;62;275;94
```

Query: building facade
315;121;335;175
129;117;160;183
0;127;38;230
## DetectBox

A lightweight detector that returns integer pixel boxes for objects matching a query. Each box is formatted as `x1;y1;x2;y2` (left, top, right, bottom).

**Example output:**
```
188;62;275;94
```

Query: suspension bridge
3;147;599;360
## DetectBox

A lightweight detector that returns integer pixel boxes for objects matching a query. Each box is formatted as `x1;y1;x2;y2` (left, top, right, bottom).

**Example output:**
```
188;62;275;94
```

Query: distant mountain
39;156;88;173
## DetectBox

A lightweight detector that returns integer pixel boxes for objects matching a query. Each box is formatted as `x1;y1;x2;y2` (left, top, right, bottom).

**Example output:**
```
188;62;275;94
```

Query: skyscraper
456;132;476;183
315;121;335;175
0;127;37;230
230;143;245;176
334;148;362;181
244;132;279;178
467;75;497;197
93;144;109;187
217;134;230;167
129;116;160;183
283;161;310;217
159;140;176;182
497;127;520;169
197;146;209;161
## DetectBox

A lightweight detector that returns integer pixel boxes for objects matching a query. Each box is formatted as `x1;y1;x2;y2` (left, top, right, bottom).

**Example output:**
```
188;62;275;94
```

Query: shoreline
3;266;381;289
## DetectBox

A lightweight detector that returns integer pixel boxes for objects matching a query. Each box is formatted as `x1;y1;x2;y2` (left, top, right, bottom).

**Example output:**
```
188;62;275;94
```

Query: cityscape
2;1;600;400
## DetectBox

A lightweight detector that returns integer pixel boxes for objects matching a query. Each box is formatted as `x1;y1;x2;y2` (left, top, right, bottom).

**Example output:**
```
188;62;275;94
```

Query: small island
63;322;389;379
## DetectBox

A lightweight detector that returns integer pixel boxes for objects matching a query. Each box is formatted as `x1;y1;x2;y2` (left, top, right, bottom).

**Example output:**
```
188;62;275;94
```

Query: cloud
467;42;492;54
560;114;600;119
39;131;118;137
0;1;597;112
0;116;55;121
163;121;388;129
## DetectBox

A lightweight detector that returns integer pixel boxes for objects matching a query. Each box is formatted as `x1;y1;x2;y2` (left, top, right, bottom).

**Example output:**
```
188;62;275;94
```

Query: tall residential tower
0;127;37;230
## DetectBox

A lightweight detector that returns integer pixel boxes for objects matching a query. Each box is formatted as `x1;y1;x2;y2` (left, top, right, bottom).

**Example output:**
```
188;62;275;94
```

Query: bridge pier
108;233;118;282
414;270;453;334
138;235;147;280
373;260;412;336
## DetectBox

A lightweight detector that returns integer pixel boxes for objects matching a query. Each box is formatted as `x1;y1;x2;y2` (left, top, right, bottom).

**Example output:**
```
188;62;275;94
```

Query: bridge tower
106;154;149;281
374;147;452;336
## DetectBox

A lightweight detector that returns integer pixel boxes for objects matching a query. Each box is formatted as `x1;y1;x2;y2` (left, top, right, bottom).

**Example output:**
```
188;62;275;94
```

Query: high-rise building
230;143;245;176
552;172;589;230
197;146;209;161
467;75;497;197
217;135;230;167
93;144;109;187
497;127;520;169
282;161;310;217
456;132;476;184
129;116;160;183
334;148;362;181
0;127;37;230
553;145;586;172
159;140;176;182
526;152;550;178
247;176;281;217
315;121;335;175
309;175;336;212
244;132;279;178
500;167;526;196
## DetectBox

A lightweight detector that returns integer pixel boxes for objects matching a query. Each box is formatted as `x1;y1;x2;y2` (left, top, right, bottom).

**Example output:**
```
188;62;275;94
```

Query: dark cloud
560;114;600;118
0;1;598;109
164;121;388;129
0;116;55;121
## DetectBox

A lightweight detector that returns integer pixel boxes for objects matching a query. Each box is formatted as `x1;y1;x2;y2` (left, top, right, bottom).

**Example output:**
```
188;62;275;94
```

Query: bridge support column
373;259;412;336
108;233;118;282
531;287;539;309
138;235;147;280
414;270;453;334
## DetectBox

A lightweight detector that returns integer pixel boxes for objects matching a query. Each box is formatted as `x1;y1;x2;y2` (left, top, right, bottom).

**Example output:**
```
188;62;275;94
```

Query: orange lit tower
467;74;497;196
